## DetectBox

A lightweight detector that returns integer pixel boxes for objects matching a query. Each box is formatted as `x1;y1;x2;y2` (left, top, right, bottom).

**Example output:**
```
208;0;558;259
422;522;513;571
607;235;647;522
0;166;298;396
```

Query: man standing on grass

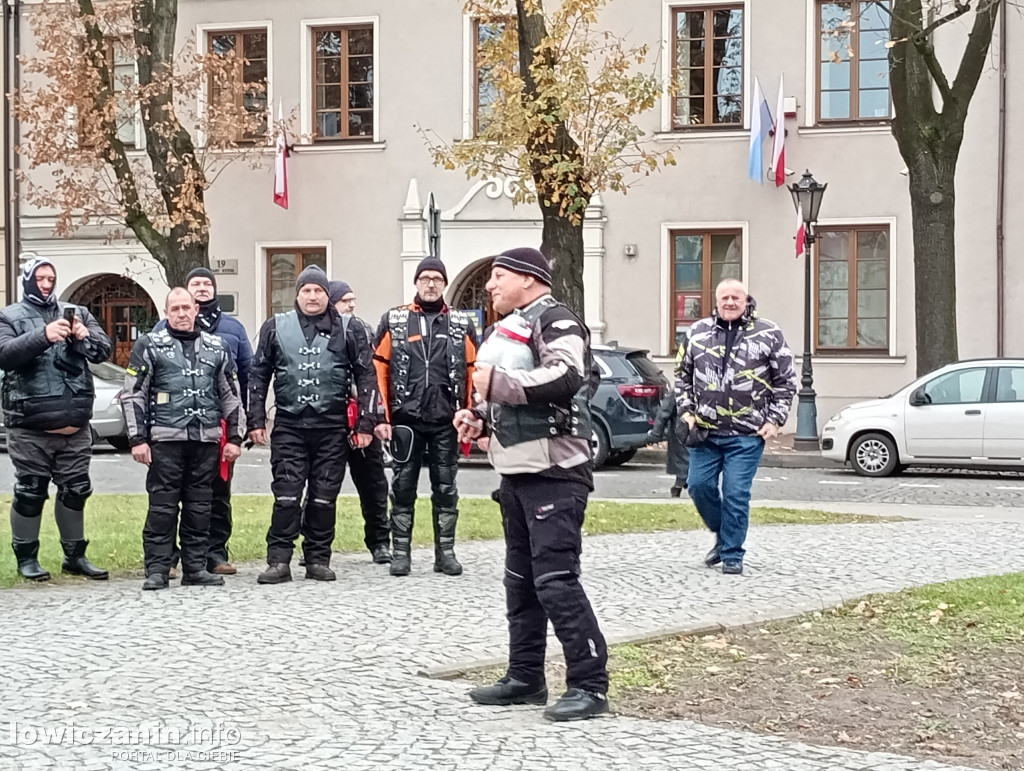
330;280;391;565
676;279;796;575
0;256;112;582
122;288;246;591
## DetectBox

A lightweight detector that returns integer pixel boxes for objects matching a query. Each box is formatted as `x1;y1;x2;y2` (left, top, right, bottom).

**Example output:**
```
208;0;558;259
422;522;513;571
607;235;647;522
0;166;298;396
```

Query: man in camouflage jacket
676;279;796;575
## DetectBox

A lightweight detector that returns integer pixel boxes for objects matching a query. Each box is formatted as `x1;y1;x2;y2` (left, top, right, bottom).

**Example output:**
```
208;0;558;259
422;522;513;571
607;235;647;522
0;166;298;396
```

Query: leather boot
389;538;411;577
142;573;169;591
305;564;336;581
433;509;462;575
257;562;292;584
182;570;225;586
433;547;463;576
12;541;50;582
60;540;109;580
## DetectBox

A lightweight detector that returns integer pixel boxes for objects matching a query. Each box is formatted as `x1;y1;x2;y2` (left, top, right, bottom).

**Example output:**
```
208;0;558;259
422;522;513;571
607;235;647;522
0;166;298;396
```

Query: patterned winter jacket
675;298;797;436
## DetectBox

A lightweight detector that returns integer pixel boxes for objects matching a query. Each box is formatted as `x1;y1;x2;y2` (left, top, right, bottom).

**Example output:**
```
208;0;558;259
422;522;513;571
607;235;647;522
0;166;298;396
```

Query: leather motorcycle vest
273;310;350;413
148;329;226;430
489;297;594;448
0;301;94;409
386;306;471;415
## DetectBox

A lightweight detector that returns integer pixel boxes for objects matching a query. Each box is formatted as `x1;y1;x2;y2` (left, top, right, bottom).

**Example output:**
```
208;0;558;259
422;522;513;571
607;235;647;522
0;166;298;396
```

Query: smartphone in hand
63;307;76;324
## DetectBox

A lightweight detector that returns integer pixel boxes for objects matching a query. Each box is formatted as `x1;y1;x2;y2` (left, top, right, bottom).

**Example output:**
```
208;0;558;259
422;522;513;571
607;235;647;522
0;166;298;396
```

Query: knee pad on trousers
532;551;581;586
181;490;213;504
56;474;93;511
12;475;50;518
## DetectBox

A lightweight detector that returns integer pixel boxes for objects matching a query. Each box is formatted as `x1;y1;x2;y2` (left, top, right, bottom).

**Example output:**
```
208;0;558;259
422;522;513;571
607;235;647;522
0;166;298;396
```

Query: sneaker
722;559;744;575
469;676;548;706
543;689;609;721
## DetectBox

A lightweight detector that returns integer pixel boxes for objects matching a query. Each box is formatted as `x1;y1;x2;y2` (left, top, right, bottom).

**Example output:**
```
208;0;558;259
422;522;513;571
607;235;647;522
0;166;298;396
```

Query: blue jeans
687;435;765;562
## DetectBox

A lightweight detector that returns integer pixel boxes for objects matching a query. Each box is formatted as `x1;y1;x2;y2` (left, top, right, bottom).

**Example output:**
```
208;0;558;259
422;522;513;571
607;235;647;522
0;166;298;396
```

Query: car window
922;368;986;405
593;354;613;379
88;361;127;382
626;352;667;384
995;368;1024;403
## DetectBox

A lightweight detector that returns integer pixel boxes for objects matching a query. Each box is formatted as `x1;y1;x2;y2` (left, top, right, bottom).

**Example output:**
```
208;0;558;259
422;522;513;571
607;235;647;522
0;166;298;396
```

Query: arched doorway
449;258;499;338
69;274;159;366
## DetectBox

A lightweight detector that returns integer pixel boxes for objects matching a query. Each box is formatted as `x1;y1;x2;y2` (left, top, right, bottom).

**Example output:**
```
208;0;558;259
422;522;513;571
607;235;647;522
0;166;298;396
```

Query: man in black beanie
456;246;610;722
248;265;377;584
372;256;476;577
154;265;253;577
0;256;113;581
330;280;391;564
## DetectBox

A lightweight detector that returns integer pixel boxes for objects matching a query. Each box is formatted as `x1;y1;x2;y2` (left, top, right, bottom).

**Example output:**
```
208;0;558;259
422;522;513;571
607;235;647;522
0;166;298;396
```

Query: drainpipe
995;0;1007;356
4;0;20;301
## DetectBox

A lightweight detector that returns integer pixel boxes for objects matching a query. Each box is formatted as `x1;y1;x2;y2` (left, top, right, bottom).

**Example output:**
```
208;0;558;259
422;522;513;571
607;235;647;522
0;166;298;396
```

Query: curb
418;592;872;681
633;447;840;470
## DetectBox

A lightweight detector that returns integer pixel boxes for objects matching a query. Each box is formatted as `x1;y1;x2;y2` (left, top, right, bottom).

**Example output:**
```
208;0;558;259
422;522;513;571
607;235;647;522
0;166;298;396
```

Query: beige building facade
11;0;1023;427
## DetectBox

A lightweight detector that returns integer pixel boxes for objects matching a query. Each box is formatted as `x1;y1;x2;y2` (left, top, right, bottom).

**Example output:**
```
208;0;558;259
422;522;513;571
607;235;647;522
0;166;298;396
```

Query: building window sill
798;124;892;137
296;141;387;154
652;129;748;142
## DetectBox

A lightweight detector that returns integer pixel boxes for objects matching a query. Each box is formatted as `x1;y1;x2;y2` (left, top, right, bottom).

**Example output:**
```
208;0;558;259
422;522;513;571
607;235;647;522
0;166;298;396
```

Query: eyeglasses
417;276;445;286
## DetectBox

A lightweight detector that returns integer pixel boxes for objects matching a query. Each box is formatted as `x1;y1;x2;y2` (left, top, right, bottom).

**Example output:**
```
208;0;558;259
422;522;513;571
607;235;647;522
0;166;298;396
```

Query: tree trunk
906;156;959;375
161;240;210;288
541;206;585;315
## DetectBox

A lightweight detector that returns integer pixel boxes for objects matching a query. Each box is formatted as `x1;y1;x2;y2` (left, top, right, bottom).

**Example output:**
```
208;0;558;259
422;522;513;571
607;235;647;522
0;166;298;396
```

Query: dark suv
591;344;669;468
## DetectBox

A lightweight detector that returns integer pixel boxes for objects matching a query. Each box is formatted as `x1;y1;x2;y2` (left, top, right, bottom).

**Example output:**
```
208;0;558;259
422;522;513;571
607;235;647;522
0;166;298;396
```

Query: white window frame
255;240;333;318
659;220;750;356
71;37;145;152
660;0;752;133
804;0;893;128
300;15;381;144
812;216;898;357
196;21;275;149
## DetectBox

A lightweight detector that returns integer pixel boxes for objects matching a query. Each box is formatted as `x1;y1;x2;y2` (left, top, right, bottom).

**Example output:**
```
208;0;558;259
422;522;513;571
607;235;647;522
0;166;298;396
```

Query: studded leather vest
386;306;471;416
273;311;351;414
489;297;594;448
148;329;226;431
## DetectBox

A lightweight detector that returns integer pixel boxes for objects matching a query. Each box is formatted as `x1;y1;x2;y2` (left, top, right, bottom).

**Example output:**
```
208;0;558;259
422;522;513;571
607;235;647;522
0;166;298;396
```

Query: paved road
3;508;1021;770
19;447;1024;509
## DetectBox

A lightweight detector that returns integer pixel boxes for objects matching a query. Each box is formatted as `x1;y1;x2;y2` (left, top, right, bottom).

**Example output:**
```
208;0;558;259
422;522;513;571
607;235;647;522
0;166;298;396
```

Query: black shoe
722;559;744;575
257;563;292;584
670;485;682;498
543;688;609;721
469;676;548;706
60;539;109;580
182;570;225;586
371;545;393;564
704;535;722;567
12;540;50;581
433;549;463;576
389;554;411;576
305;564;336;581
142;573;169;591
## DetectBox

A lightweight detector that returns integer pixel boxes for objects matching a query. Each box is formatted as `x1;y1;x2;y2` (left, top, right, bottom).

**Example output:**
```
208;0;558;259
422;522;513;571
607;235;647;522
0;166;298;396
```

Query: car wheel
605;448;637;467
591;425;611;469
106;436;131;452
849;432;899;477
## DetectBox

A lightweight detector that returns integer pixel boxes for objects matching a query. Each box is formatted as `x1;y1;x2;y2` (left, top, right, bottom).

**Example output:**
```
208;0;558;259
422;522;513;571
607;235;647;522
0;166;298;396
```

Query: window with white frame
310;24;375;140
207;27;269;142
815;224;890;352
669;228;743;349
671;4;745;128
817;1;891;122
79;37;139;149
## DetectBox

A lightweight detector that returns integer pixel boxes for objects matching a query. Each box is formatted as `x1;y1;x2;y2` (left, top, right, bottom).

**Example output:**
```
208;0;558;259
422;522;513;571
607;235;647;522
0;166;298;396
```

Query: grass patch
0;494;895;588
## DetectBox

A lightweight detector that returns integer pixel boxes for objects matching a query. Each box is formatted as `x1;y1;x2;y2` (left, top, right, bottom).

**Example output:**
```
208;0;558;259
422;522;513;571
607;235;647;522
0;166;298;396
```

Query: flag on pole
747;77;773;183
795;202;806;258
273;101;289;210
770;74;787;187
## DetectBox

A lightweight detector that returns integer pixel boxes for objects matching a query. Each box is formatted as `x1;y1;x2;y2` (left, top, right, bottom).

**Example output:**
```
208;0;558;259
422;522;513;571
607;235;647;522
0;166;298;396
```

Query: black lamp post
788;170;827;451
426;193;441;258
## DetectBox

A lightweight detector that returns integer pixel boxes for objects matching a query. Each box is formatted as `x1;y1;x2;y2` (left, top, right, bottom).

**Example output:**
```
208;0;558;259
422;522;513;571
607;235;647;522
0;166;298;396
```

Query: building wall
13;0;1021;427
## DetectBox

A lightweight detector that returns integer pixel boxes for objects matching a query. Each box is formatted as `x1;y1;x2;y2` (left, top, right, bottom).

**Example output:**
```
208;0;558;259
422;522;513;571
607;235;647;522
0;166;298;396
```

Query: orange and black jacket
372;302;476;425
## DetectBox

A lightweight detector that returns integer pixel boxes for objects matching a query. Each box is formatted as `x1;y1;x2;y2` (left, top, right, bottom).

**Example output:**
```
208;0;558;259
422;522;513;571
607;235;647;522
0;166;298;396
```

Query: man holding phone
0;256;113;581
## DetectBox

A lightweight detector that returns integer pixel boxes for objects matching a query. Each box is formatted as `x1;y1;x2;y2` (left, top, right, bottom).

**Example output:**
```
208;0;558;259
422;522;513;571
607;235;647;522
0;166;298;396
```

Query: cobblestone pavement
3;514;1022;770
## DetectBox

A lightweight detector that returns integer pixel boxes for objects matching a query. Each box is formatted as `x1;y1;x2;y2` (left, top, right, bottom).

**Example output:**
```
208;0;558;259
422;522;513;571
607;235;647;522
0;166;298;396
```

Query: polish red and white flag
795;202;806;258
273;103;289;210
770;74;787;188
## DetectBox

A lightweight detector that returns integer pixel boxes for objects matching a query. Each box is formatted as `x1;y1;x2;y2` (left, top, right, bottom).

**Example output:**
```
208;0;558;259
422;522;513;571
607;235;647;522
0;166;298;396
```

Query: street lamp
788;170;827;451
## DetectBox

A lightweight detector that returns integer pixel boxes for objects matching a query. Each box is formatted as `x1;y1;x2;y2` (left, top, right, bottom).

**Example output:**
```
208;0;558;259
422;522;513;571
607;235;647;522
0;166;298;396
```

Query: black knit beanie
492;247;551;286
296;264;330;293
185;267;217;292
414;256;447;283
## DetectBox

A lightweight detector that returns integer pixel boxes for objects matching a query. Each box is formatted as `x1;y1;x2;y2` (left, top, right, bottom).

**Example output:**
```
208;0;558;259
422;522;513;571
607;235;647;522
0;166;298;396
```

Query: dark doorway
69;274;159;366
